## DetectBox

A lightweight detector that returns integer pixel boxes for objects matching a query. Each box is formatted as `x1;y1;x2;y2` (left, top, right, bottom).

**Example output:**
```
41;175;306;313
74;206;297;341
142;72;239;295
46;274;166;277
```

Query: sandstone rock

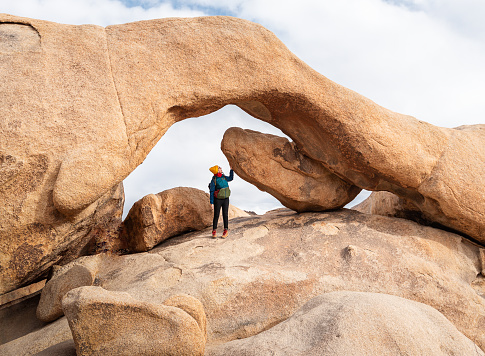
162;294;207;341
0;317;72;356
36;264;97;322
208;291;484;356
0;289;46;346
62;286;206;356
3;210;485;354
35;340;76;356
1;13;484;294
0;279;45;307
0;14;127;294
120;187;213;252
352;190;427;221
222;127;361;212
227;203;251;220
56;210;483;350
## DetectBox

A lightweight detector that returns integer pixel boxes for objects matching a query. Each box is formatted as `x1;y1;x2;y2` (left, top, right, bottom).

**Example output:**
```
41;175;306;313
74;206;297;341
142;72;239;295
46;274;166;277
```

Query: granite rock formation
0;13;483;296
222;127;361;212
352;190;428;222
207;291;485;356
2;210;483;354
62;287;206;356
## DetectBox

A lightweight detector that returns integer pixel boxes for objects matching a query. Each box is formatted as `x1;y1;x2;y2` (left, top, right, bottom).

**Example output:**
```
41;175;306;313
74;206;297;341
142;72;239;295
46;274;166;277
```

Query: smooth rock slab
222;127;361;212
97;210;485;350
207;291;485;356
62;286;206;356
2;210;485;354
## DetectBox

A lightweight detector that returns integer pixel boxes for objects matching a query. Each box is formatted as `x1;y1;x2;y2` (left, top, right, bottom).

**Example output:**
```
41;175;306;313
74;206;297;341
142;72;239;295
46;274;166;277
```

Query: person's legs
222;198;230;231
213;198;223;231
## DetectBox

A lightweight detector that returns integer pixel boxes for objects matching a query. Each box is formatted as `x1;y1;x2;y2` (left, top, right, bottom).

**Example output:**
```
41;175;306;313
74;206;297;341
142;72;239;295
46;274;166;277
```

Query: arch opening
122;104;370;218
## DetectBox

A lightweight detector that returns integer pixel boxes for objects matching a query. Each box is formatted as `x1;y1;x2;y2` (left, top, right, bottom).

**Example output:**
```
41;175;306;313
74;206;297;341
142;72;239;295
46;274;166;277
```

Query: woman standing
209;165;234;238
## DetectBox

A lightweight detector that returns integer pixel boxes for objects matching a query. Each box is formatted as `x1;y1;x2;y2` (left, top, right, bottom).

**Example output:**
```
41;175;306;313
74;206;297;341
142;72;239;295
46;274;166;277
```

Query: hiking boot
212;230;217;238
222;229;228;238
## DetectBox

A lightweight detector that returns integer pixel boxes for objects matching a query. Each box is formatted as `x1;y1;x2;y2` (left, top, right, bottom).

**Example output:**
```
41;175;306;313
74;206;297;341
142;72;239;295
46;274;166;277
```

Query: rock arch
0;13;483;294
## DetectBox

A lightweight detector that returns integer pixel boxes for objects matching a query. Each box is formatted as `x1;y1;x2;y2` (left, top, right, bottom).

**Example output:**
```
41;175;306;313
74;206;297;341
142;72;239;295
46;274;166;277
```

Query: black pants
213;197;229;230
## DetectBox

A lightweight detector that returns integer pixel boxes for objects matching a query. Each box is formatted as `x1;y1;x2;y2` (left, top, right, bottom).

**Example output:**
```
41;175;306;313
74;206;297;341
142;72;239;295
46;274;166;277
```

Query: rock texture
222;127;361;212
0;317;72;356
1;13;484;295
5;210;483;354
353;191;426;220
120;187;213;252
208;291;485;356
62;287;206;356
36;264;97;322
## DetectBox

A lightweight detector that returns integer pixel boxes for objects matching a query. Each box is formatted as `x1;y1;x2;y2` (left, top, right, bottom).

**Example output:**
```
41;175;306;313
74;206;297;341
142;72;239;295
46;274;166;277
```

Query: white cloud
3;0;484;216
1;0;204;26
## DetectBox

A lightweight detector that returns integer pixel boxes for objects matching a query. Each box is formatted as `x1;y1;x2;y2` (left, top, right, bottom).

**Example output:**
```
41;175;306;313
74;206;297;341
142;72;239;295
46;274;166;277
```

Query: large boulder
120;187;213;252
62;287;206;356
222;127;361;212
0;15;127;294
7;210;483;354
207;291;485;356
1;13;484;295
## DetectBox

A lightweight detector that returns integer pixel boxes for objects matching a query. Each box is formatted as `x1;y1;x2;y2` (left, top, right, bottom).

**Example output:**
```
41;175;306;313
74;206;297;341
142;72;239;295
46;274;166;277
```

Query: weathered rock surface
207;291;485;356
222;127;361;212
120;187;213;252
36;264;97;322
226;203;251;221
62;286;206;356
0;317;72;356
353;190;426;220
5;210;483;355
1;13;483;295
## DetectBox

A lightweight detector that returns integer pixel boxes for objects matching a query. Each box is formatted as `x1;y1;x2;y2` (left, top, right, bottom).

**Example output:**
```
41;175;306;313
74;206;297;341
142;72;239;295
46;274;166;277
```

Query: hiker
209;165;234;238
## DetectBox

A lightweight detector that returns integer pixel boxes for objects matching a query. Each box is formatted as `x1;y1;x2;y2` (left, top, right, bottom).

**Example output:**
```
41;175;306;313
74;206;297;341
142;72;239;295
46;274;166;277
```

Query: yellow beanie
209;165;219;175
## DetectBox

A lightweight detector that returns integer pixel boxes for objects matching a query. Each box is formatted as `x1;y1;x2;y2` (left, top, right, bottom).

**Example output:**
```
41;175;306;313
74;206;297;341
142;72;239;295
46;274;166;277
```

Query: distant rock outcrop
62;287;206;356
207;291;485;356
222;128;361;212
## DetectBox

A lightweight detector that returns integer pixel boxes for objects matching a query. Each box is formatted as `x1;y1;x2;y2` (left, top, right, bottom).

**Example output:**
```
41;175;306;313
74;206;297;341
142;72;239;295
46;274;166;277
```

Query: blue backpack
209;176;231;199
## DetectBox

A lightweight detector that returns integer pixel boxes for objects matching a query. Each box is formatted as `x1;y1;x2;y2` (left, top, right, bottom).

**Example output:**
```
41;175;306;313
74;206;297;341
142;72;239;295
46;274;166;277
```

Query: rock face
5;210;483;354
207;291;485;356
62;287;206;356
222;128;361;212
1;13;484;294
120;187;213;252
353;191;426;221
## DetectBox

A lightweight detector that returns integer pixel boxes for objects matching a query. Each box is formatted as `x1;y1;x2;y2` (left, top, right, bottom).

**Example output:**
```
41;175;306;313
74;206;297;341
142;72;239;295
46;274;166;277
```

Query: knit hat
209;165;219;175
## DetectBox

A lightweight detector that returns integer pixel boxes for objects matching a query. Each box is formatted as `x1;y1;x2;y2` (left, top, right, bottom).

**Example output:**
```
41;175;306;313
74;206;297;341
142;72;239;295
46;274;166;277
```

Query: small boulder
222;127;361;212
62;286;206;356
207;291;485;356
37;256;99;322
121;187;213;252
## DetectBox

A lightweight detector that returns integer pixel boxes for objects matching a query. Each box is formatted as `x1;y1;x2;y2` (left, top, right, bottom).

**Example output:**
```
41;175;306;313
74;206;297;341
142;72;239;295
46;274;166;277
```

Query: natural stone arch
1;13;483;294
94;16;482;243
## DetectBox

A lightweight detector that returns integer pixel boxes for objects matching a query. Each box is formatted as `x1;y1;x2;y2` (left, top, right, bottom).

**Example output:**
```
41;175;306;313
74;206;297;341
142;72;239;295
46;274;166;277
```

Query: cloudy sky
2;0;484;216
